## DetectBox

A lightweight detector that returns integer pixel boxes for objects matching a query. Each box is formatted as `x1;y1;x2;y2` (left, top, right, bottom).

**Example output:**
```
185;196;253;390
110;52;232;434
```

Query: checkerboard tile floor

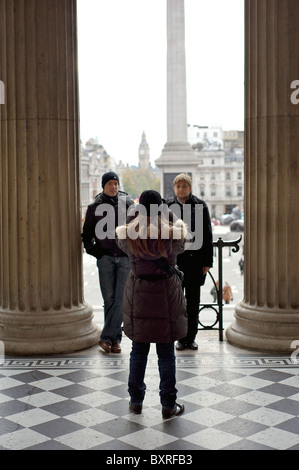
0;340;299;450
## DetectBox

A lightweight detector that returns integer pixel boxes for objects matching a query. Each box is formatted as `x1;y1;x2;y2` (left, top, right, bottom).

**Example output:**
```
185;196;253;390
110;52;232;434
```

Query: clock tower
138;131;150;169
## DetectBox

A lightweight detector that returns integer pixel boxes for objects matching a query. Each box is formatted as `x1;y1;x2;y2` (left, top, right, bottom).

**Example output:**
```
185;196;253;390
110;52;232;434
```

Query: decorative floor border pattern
1;355;298;370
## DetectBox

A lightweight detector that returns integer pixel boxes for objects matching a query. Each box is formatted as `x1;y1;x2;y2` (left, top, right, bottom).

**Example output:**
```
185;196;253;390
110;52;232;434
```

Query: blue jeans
128;342;177;409
97;255;130;344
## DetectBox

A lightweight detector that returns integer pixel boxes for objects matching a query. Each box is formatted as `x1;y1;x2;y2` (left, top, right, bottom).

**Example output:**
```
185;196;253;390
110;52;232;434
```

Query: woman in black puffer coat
116;190;188;419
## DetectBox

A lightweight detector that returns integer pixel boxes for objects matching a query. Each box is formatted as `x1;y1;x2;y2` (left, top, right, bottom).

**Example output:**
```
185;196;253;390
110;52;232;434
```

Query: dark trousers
177;256;206;344
128;342;177;409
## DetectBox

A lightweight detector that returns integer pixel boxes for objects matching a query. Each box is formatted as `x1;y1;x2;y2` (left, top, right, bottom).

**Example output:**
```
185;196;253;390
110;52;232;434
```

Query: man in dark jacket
82;171;134;354
167;173;213;351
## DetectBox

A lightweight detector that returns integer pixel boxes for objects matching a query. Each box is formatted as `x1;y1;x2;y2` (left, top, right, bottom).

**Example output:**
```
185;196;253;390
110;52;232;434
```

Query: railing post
217;238;224;341
198;236;242;341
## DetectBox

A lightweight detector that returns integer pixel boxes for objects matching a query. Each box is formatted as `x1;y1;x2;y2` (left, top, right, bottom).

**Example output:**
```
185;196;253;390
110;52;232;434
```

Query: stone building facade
80;138;116;217
187;125;244;219
192;147;244;220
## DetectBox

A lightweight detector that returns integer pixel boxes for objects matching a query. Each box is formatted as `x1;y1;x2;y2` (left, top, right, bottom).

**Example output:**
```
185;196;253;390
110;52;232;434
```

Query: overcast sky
77;0;244;167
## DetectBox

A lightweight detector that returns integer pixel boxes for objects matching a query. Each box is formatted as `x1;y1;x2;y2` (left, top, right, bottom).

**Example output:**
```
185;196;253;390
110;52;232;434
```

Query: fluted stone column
226;0;299;352
0;0;100;354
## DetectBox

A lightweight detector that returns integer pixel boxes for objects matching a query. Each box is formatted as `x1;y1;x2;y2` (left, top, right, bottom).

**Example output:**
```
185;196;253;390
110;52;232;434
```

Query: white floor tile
74;390;121;406
183;390;227;407
0;428;50;450
66;408;117;427
0;377;23;390
248;427;299;450
180;375;223;390
7;408;58;427
54;428;113;450
230;376;272;390
119;428;178;450
30;377;74;391
182;407;234;427
241;407;294;427
19;391;67;407
183;428;242;450
236;390;282;406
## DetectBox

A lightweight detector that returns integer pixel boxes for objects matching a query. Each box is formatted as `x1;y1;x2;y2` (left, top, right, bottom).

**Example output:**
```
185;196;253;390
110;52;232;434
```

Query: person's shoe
162;403;185;419
99;341;111;353
129;403;142;414
111;342;121;353
187;341;198;350
175;341;185;351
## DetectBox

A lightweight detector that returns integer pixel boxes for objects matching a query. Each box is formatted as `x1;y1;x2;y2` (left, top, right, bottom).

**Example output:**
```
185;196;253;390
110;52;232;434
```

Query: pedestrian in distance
239;257;244;275
116;190;188;419
223;281;233;304
167;173;213;351
210;281;219;303
82;171;134;354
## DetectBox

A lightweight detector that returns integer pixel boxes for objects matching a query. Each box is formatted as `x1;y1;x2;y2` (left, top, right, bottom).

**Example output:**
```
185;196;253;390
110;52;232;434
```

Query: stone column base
226;302;299;353
156;142;197;165
0;305;100;355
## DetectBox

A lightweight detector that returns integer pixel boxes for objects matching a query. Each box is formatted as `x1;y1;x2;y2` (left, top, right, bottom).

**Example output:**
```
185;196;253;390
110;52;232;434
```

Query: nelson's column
155;0;198;198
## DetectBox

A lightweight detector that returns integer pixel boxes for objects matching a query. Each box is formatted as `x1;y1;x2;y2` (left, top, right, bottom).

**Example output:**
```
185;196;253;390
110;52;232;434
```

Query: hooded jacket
116;215;188;343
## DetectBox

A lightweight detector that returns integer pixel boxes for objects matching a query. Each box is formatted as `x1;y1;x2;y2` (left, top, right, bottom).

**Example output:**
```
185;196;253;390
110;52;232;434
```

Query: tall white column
155;0;197;197
226;0;299;352
166;0;188;143
0;0;99;354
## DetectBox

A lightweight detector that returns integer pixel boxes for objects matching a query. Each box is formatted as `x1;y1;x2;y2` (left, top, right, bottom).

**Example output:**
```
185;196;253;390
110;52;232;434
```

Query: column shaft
167;0;188;143
226;0;299;351
156;0;197;197
0;0;99;354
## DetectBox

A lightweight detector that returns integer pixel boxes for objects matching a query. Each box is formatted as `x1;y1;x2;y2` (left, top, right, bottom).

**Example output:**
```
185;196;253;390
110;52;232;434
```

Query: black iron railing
198;236;242;341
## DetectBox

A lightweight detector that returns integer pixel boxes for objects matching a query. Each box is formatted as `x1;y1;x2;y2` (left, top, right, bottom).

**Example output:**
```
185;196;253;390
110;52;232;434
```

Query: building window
81;165;88;179
211;159;215;165
211;172;215;180
211;186;216;197
237;186;243;197
238;172;242;180
226;186;231;197
226;172;231;180
82;183;90;204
